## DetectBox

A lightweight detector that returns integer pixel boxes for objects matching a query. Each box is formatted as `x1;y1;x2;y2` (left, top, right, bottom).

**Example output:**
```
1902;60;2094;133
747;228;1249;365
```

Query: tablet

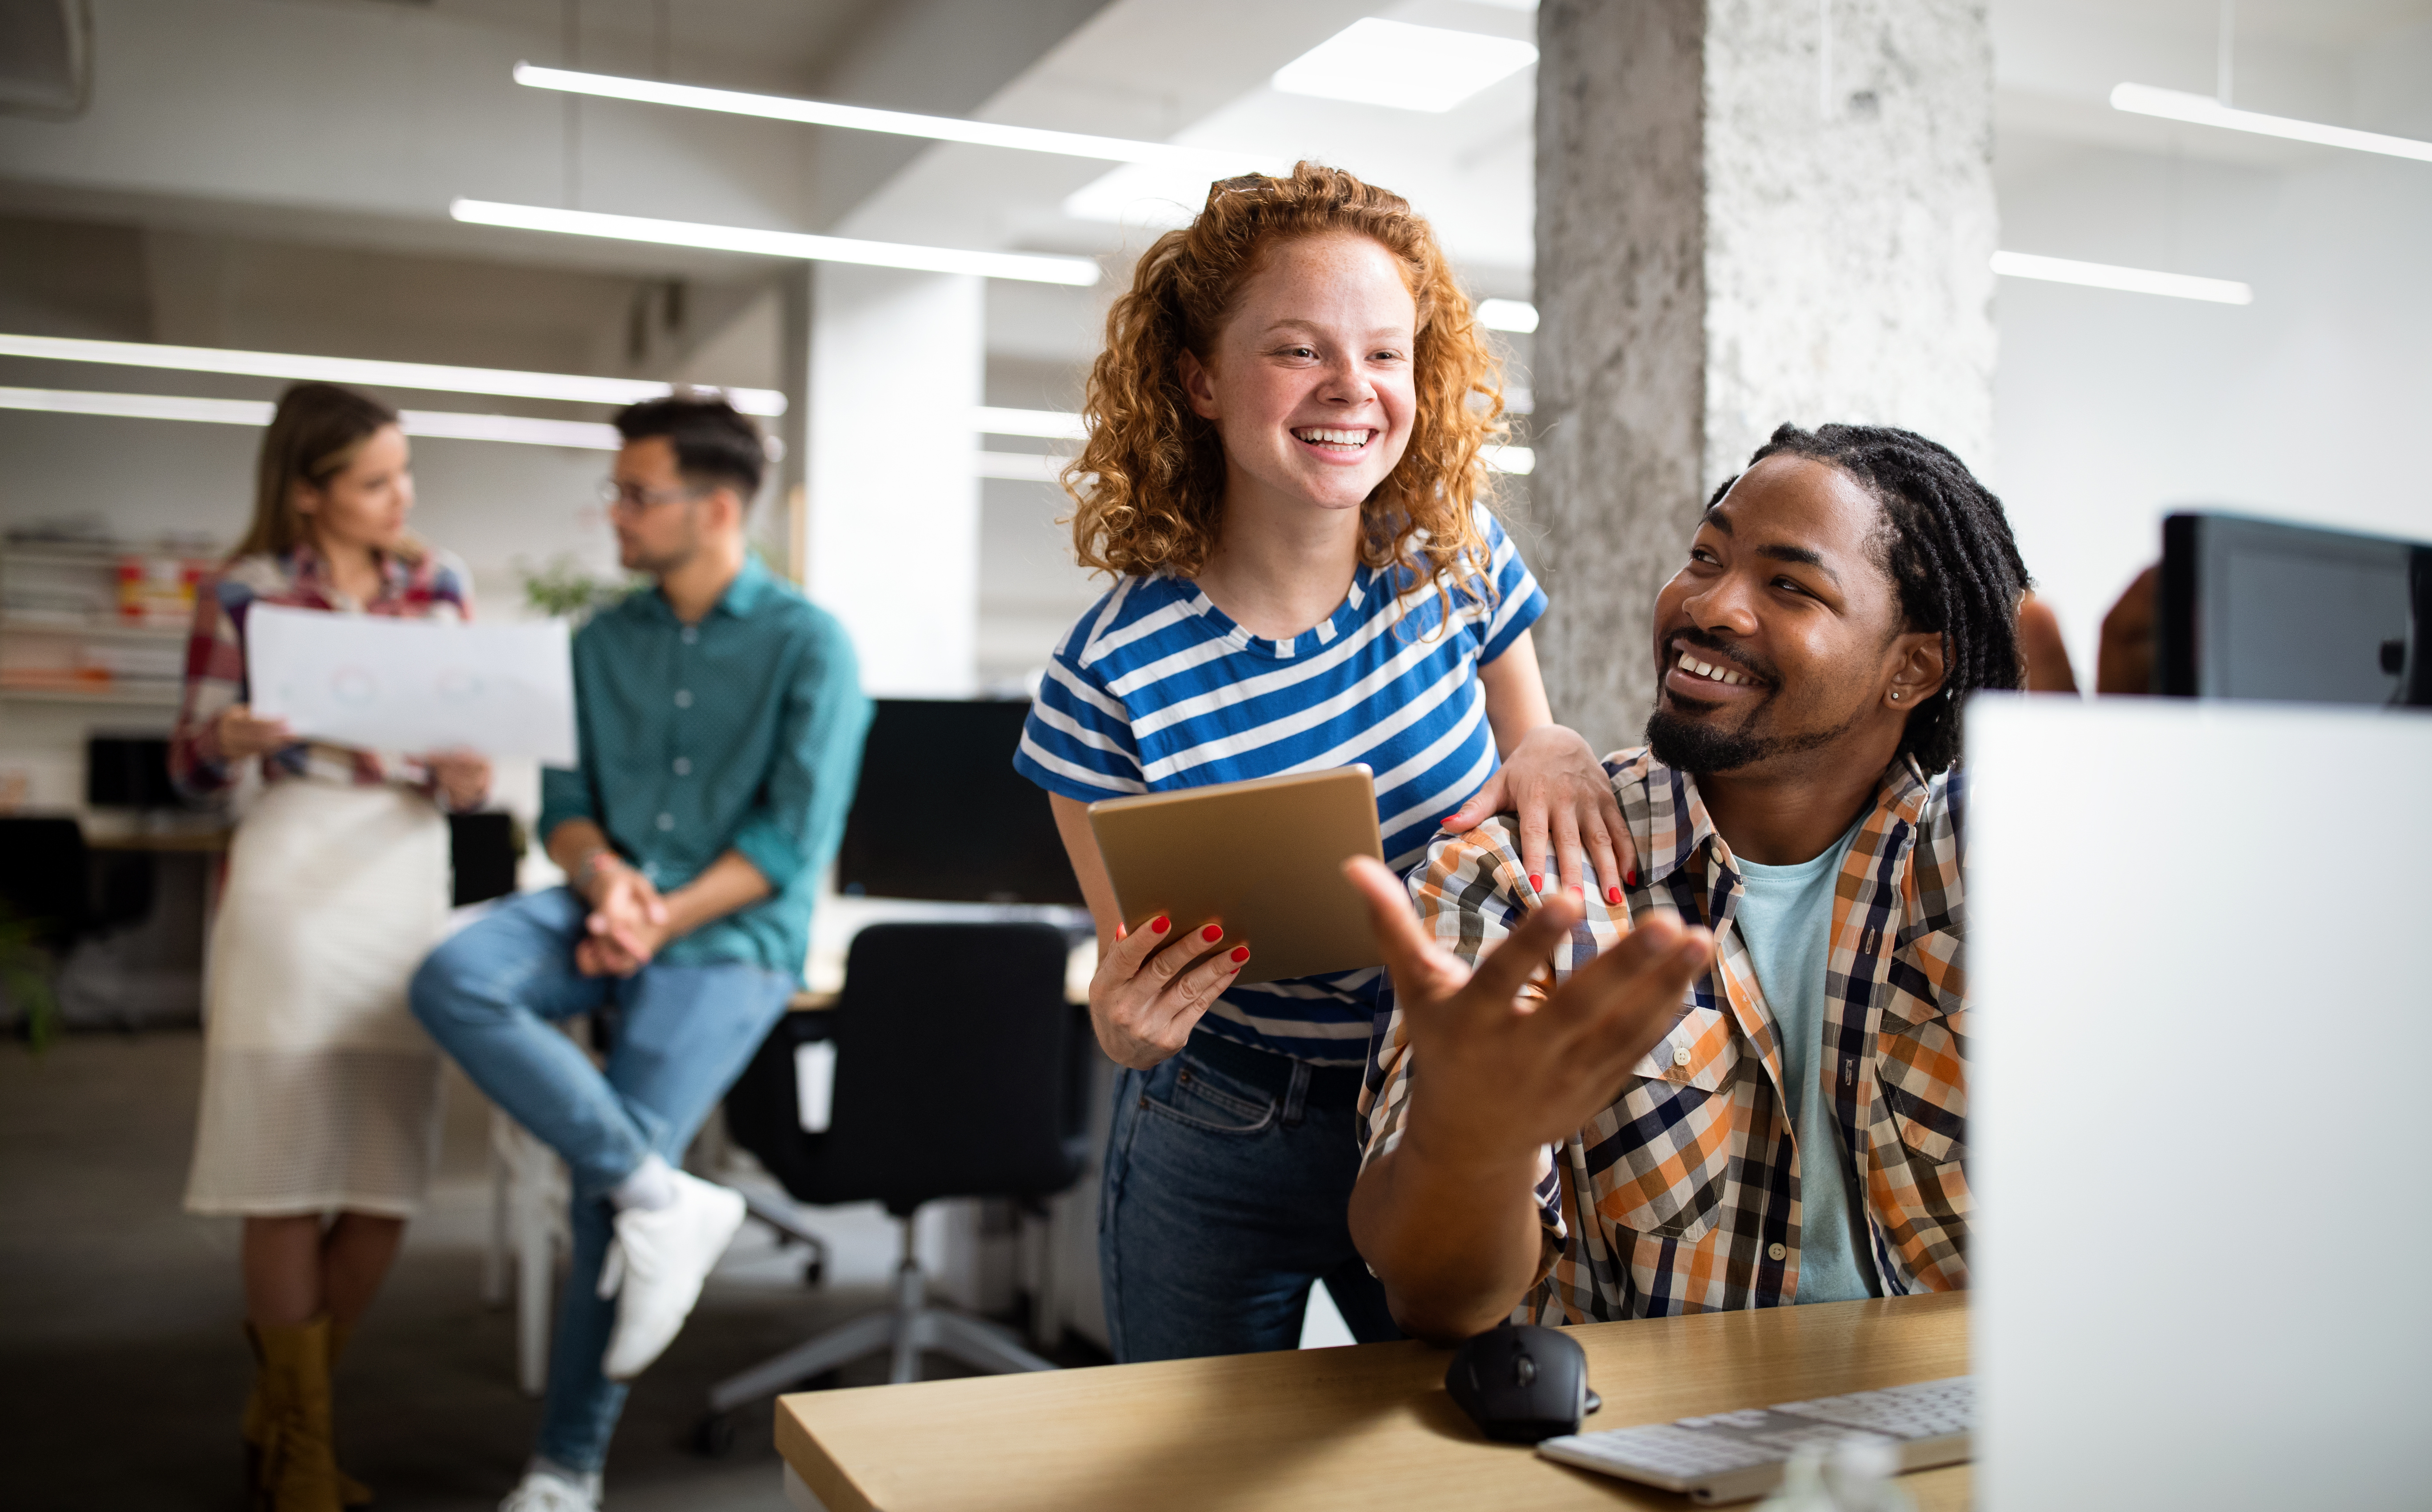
1085;766;1385;986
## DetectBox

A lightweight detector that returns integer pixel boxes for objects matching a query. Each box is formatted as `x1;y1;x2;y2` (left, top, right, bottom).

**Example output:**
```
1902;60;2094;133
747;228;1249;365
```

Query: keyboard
1536;1376;1972;1505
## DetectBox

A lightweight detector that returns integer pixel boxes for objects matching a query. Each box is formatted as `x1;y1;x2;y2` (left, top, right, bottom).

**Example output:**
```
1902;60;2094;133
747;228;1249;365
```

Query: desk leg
781;1463;829;1512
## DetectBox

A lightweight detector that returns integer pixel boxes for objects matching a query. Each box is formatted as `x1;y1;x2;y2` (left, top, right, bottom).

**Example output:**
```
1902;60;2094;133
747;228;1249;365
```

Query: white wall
1988;7;2432;681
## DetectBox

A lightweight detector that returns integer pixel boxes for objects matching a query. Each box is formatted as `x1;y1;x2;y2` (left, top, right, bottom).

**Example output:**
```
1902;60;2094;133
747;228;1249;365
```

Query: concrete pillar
804;264;984;697
1530;0;1997;749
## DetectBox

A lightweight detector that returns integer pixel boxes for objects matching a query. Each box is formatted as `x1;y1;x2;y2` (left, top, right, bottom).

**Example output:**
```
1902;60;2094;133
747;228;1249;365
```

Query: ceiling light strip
515;63;1250;170
451;200;1101;287
2110;84;2432;164
0;385;622;448
1990;251;2252;305
976;406;1088;440
0;332;784;416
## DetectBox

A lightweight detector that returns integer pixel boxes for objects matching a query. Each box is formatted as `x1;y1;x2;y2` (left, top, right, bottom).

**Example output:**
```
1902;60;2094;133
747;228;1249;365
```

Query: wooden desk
777;1292;1968;1511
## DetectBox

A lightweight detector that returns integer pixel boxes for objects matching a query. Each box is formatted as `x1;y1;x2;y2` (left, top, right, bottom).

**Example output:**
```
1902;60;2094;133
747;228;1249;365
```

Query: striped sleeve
1013;589;1148;803
1473;509;1547;664
168;571;250;801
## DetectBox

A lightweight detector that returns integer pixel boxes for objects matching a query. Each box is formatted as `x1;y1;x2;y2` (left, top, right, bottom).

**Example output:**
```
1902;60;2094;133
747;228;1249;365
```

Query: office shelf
0;682;184;707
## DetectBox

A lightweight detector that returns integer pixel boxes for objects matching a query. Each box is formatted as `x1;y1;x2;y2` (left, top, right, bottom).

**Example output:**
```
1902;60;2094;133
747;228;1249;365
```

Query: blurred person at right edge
410;397;868;1512
1013;163;1633;1360
173;381;491;1512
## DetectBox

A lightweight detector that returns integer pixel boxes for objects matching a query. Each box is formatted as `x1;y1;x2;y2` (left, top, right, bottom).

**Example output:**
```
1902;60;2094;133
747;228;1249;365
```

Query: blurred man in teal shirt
413;397;868;1512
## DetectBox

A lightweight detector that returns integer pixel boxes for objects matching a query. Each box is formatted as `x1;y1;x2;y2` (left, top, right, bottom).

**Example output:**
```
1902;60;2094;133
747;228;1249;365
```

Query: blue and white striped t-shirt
1015;508;1547;1065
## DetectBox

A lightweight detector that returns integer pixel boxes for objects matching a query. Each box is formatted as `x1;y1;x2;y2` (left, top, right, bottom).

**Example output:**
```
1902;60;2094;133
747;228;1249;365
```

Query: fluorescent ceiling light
1271;19;1538;113
1475;298;1538;333
1991;250;2252;305
1062;162;1220;230
451;199;1100;287
515;63;1253;171
0;332;784;416
978;451;1068;484
0;385;623;448
2110;83;2432;164
976;406;1088;440
1483;444;1532;476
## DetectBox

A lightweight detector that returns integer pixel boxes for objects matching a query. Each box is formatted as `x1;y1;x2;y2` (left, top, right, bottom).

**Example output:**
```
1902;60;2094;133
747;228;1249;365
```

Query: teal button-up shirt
539;556;870;975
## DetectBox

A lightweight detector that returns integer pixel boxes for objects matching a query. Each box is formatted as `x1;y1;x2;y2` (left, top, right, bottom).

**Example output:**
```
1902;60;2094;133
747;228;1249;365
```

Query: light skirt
184;779;452;1218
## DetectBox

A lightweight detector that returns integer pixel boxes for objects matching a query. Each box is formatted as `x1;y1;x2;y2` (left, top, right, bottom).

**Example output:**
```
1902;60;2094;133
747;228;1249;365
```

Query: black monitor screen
2160;513;2429;705
834;699;1084;905
87;736;179;809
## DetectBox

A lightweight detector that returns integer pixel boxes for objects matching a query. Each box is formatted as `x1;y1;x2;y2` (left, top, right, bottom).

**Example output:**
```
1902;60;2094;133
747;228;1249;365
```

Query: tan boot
245;1321;372;1507
249;1316;344;1512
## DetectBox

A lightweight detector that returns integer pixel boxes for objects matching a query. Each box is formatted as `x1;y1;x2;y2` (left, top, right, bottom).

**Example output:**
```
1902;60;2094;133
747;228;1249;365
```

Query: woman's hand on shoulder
214;704;293;760
1440;724;1636;904
1087;913;1248;1069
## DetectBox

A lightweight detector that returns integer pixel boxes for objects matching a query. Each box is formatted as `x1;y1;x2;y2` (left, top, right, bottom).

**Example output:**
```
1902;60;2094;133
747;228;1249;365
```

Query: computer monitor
834;699;1084;906
85;735;179;809
1968;696;2430;1509
2157;512;2431;704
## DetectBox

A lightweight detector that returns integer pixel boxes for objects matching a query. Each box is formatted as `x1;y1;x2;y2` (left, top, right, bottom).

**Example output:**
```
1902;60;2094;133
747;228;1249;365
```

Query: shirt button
1672;1046;1692;1068
672;757;692;776
1768;1242;1788;1262
680;626;698;644
674;689;693;708
655;812;675;831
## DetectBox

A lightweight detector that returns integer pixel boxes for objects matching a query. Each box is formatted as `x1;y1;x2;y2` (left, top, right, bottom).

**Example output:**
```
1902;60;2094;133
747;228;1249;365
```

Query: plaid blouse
169;544;476;805
1359;747;1970;1322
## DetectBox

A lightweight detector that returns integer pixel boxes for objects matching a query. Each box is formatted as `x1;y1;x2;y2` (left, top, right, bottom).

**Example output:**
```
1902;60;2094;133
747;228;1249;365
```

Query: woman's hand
424;749;491;812
1086;914;1249;1069
1440;723;1636;904
214;704;294;760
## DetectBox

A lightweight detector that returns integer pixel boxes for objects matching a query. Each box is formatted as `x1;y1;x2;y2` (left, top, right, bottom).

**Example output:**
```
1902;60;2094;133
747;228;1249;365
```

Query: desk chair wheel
691;1410;736;1459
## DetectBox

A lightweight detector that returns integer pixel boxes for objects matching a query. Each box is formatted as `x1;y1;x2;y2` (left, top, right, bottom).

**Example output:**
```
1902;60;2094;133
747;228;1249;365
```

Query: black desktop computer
834;698;1084;906
2158;512;2431;706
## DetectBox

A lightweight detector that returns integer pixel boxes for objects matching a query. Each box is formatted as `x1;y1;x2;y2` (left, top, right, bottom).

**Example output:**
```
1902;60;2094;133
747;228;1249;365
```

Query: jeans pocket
1142;1051;1278;1137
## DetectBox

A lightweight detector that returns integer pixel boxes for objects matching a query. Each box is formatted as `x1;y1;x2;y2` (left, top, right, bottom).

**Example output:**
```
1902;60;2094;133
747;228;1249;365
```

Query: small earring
1890;691;1902;702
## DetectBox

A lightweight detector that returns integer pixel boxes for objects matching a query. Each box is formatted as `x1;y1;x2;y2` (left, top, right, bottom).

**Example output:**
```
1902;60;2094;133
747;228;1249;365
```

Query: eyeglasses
598;479;707;512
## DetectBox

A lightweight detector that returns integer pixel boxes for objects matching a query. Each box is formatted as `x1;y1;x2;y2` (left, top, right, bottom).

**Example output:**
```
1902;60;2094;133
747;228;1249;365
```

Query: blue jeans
1100;1031;1402;1362
408;888;793;1472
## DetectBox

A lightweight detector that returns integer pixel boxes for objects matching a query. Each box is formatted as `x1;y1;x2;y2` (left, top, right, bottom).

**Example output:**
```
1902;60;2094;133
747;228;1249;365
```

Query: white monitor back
1969;696;2432;1511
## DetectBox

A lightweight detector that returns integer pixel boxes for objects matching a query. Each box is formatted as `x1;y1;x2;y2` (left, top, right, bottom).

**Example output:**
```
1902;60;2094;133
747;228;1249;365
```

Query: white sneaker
596;1168;747;1380
498;1465;600;1512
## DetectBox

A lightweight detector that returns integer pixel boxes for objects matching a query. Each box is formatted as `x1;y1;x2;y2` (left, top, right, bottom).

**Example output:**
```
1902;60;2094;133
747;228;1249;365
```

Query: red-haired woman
173;382;489;1510
1014;164;1632;1359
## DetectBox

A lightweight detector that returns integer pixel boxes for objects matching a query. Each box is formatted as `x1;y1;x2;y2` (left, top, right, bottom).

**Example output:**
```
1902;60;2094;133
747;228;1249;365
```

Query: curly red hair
1064;162;1510;613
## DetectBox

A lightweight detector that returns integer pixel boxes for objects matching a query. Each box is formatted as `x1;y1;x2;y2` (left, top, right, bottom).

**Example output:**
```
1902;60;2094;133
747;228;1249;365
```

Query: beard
1644;697;1864;776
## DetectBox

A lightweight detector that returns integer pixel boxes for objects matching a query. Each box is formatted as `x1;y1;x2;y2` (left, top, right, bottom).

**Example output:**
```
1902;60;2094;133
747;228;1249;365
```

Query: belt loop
1281;1060;1312;1127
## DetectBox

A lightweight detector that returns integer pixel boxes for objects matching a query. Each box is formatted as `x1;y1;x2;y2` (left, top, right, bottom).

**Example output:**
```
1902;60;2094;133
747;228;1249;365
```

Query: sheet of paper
246;604;577;766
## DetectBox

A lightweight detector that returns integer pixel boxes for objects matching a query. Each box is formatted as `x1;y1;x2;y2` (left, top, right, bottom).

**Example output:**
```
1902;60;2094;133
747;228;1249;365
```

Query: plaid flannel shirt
169;544;474;805
1358;746;1969;1322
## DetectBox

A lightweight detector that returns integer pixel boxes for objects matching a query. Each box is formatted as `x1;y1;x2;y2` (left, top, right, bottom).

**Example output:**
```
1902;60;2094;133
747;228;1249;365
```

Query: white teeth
1294;427;1371;447
1678;650;1752;687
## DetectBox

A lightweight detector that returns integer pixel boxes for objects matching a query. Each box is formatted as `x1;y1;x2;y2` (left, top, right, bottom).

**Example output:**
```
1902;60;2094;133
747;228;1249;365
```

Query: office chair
703;922;1086;1443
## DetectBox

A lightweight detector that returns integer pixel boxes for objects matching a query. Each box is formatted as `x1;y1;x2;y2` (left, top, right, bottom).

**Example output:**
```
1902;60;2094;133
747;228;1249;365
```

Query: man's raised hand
1344;856;1714;1166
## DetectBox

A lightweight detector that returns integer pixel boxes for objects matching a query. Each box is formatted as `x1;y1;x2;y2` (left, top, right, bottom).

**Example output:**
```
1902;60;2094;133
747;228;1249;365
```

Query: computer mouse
1445;1323;1601;1444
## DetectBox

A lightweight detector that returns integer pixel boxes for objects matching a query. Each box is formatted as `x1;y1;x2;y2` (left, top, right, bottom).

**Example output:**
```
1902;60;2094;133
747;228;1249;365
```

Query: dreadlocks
1709;423;2030;772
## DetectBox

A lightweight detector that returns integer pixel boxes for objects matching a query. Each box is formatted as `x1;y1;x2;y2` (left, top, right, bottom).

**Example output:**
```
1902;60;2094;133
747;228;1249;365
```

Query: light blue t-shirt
1733;820;1880;1303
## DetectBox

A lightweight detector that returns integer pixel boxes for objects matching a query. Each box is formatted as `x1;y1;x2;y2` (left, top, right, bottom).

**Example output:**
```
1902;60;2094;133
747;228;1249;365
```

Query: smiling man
1345;423;2028;1341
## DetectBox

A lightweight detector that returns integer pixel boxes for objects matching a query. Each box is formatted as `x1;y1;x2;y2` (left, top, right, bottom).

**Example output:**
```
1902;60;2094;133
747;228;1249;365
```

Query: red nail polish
1606;886;1622;904
1570;883;1585;896
1201;924;1223;942
1627;870;1640;888
1151;916;1170;934
1116;923;1128;941
1528;873;1543;891
1229;945;1250;963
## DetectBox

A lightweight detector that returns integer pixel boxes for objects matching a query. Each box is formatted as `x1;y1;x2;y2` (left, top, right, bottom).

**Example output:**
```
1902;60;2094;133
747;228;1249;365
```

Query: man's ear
703;485;747;535
1176;348;1221;420
1885;630;1948;709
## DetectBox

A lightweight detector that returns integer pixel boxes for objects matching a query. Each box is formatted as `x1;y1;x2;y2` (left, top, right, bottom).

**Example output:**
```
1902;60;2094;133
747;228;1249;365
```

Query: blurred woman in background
172;382;490;1512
